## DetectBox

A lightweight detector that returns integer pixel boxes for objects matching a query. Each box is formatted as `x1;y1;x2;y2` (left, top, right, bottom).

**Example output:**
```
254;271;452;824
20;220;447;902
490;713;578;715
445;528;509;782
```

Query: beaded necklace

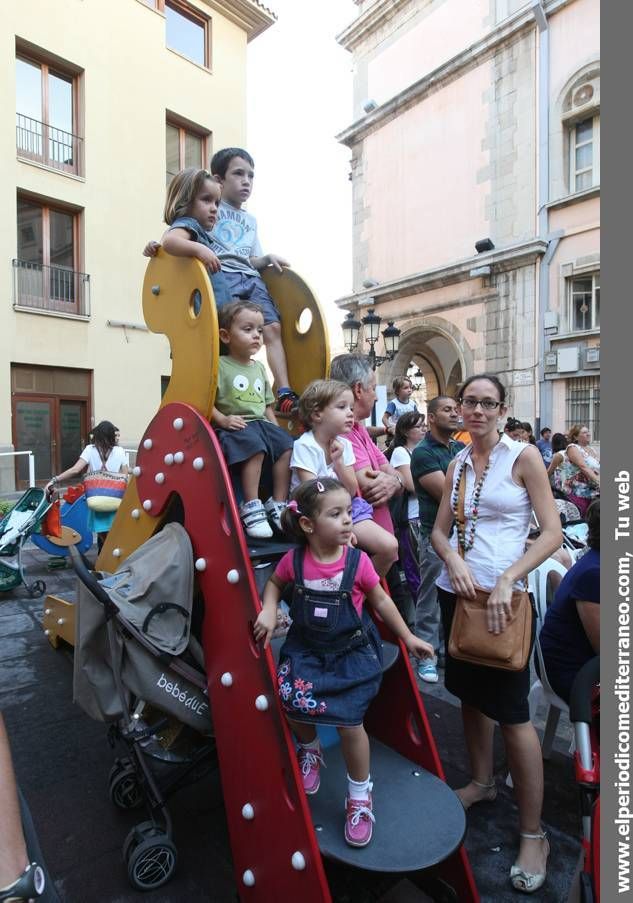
451;452;493;552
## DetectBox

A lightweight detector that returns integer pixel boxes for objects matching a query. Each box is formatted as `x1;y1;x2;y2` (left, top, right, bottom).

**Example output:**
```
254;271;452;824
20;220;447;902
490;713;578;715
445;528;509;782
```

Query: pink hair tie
316;481;325;492
287;500;301;514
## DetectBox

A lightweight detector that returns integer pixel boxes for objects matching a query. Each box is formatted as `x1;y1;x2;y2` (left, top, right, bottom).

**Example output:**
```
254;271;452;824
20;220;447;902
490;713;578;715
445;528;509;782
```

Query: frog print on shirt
232;372;265;406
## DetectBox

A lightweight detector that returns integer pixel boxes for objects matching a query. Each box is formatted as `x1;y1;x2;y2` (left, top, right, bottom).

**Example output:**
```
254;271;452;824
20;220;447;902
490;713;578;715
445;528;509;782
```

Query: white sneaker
264;497;287;533
417;658;439;683
240;500;273;539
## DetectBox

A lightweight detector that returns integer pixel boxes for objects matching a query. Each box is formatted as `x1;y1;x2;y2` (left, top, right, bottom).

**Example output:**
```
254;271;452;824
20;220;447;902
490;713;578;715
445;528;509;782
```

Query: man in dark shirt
410;396;465;682
536;427;553;465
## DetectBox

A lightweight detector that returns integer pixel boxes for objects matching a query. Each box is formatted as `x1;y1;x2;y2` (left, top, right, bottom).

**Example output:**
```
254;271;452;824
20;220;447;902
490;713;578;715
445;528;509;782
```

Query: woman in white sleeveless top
431;375;561;894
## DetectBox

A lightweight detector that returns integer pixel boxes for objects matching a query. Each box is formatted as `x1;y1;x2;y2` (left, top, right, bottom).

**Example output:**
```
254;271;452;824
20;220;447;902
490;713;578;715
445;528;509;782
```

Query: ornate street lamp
341;311;361;353
340;307;401;370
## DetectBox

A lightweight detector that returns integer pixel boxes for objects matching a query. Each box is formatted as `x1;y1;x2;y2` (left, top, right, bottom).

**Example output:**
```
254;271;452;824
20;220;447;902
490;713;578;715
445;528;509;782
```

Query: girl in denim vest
254;477;432;847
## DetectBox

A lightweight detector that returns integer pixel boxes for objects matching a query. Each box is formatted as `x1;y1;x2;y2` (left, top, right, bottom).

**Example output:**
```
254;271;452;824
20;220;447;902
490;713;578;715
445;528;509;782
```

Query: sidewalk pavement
0;544;582;902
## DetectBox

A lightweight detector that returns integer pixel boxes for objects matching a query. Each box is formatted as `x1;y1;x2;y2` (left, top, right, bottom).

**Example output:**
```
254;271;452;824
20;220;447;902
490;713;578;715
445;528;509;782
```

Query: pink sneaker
344;791;375;847
297;744;324;795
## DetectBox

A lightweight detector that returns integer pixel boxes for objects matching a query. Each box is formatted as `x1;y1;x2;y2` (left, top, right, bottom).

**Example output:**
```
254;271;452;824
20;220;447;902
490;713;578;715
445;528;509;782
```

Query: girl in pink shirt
254;477;432;848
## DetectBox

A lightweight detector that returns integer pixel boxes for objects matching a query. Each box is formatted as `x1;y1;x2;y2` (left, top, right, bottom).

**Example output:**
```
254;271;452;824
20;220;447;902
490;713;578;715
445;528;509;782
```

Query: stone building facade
336;0;600;436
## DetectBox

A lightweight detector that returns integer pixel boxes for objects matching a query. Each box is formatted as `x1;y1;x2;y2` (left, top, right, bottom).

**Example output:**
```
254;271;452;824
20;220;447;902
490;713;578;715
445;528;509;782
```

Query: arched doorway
378;317;473;409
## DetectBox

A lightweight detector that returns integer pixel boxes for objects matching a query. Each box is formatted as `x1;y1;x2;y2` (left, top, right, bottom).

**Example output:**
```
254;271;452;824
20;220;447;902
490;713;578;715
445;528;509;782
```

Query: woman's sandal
456;779;498;810
0;863;46;902
510;830;549;894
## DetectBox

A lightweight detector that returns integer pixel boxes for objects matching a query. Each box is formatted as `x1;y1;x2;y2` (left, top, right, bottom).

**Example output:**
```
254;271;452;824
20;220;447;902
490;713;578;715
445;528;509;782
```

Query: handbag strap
95;447;109;472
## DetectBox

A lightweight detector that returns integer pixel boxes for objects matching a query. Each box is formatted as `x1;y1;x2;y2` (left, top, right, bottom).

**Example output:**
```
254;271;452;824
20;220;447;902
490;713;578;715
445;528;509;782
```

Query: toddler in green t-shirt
212;300;293;539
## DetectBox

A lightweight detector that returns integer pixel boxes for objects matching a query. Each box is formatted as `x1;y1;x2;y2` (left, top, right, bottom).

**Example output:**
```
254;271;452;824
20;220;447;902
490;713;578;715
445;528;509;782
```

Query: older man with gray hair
330;355;415;623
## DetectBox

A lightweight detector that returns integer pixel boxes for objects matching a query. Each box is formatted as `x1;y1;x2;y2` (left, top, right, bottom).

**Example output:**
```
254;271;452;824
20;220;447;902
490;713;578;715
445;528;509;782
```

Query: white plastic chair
528;557;570;758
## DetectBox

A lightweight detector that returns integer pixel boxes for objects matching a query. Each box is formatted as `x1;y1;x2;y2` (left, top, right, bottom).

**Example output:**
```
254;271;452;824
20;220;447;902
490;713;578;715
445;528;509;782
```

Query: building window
566;376;600;441
15;54;83;175
569;116;599;192
165;1;210;67
568;272;600;332
13;195;90;316
166;118;208;184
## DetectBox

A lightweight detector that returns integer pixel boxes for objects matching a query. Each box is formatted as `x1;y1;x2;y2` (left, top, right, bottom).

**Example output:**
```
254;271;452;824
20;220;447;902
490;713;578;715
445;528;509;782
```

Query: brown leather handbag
447;466;533;671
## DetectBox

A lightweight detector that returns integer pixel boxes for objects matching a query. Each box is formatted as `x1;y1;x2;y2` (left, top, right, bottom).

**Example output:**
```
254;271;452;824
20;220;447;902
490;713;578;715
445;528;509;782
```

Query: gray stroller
71;523;217;891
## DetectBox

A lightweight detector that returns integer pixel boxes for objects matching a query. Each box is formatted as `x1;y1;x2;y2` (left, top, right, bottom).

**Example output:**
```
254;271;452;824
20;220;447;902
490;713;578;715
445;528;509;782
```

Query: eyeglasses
460;397;501;411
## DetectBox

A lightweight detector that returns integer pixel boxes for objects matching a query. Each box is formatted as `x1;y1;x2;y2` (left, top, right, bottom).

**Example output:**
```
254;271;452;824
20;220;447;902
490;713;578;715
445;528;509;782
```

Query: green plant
0;500;16;517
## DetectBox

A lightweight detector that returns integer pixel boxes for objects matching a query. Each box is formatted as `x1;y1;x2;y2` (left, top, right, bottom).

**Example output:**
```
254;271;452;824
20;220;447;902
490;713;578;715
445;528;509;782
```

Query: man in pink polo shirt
330;354;414;624
329;354;405;536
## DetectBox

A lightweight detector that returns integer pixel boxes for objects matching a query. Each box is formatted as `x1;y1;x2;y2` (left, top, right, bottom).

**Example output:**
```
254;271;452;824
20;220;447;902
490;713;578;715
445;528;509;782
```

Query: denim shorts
222;272;281;325
351;496;374;524
210;271;232;308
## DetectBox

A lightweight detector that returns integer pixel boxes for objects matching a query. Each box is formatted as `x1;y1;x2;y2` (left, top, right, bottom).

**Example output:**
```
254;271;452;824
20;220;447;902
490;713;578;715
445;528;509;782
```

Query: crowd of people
34;146;599;891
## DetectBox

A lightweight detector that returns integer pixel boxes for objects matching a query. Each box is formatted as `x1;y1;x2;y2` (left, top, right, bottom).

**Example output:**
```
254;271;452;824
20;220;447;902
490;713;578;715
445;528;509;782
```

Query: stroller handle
569;655;600;724
69;545;120;618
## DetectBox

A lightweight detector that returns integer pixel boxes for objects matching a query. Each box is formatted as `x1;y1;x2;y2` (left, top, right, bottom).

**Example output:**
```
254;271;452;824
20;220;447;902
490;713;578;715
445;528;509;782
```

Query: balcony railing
16;113;83;175
12;259;90;317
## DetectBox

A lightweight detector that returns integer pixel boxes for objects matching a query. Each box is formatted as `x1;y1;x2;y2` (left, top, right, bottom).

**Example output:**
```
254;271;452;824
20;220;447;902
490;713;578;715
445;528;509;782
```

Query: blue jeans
222;271;281;324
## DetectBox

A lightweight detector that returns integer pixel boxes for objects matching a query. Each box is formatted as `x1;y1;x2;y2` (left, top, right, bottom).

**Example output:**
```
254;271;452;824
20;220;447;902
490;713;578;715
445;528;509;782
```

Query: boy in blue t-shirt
382;376;420;436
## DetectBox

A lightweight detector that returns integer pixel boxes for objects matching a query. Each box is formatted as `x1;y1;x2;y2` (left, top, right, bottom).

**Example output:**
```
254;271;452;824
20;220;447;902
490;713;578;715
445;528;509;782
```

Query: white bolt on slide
242;870;255;887
255;695;269;711
143;438;153;450
44;608;52;615
44;629;50;636
131;509;141;519
195;558;207;572
241;804;254;820
227;569;239;584
174;451;185;464
142;500;153;511
57;618;65;625
193;457;204;471
173;417;184;430
291;852;306;871
113;548;121;558
132;466;141;477
154;472;165;484
220;672;233;687
164;453;174;466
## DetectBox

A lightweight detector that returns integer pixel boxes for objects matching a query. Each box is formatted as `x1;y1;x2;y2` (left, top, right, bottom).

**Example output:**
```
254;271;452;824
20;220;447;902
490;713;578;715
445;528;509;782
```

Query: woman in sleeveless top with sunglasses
431;374;561;894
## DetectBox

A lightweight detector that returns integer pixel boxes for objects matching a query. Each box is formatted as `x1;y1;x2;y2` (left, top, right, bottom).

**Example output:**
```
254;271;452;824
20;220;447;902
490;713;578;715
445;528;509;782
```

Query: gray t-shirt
207;201;263;276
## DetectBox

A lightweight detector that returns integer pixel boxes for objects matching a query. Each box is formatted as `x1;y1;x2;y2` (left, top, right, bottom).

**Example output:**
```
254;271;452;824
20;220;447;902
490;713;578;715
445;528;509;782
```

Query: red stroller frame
570;655;600;903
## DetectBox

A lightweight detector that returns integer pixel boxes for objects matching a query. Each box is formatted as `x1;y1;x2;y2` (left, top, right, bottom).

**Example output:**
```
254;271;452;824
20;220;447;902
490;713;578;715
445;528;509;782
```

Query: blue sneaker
417;658;438;683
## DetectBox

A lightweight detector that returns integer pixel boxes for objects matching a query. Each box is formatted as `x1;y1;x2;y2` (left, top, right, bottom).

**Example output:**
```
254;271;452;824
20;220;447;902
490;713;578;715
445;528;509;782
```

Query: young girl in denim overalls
254;478;433;847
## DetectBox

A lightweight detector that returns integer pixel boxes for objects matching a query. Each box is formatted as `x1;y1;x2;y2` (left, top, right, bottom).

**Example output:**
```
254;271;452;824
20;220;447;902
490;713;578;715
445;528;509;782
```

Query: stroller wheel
30;580;47;598
122;820;164;863
108;760;143;809
126;834;177;891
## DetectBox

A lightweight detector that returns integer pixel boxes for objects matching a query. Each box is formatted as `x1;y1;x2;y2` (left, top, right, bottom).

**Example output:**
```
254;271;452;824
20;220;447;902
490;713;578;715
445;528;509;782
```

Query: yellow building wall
0;0;255;481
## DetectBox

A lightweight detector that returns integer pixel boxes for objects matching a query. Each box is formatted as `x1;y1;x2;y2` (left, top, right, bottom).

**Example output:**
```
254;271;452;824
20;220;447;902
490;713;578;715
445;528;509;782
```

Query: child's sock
347;773;371;800
298;735;320;751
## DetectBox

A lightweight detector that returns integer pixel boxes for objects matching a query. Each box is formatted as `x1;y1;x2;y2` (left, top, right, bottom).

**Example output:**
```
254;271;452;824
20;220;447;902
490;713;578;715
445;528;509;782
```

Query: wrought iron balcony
12;259;91;317
16;113;83;175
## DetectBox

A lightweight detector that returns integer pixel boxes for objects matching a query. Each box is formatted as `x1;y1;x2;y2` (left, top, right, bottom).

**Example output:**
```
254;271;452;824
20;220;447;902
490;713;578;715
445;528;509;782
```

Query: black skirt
216;419;293;467
438;587;535;725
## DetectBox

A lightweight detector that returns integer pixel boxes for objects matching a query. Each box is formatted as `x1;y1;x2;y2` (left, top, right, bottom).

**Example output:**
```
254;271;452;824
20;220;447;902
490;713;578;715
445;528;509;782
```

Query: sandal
510;830;549;894
0;863;46;902
456;778;497;810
